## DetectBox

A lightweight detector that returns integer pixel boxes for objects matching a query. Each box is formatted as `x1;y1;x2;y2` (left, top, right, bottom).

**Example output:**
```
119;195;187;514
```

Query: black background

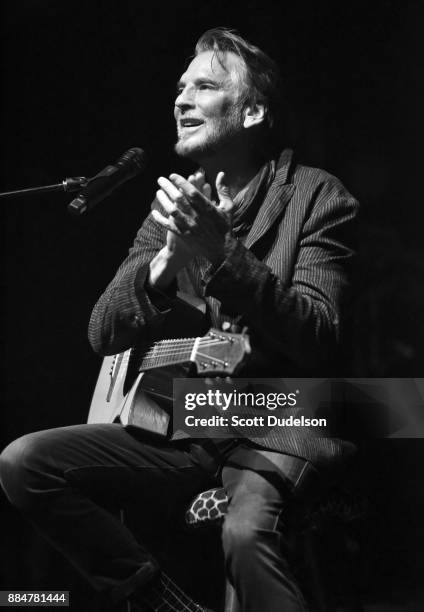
1;1;423;610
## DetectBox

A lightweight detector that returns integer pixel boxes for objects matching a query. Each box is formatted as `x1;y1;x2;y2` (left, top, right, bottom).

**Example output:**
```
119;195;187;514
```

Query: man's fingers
158;176;181;200
156;188;176;215
216;171;230;199
188;170;206;191
171;208;194;233
189;173;212;202
151;208;185;235
158;176;191;213
215;171;234;213
168;172;217;213
168;173;206;211
157;171;229;215
153;195;192;234
151;208;171;227
202;182;212;201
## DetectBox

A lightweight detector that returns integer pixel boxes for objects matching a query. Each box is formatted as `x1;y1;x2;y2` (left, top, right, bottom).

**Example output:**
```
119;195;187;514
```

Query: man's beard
175;109;244;161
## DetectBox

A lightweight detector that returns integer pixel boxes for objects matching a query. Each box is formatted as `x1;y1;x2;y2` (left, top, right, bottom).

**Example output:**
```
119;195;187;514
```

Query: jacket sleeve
88;210;174;355
203;186;359;370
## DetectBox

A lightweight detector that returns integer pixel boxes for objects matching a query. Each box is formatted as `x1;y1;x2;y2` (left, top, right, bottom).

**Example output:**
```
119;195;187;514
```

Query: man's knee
222;513;260;560
0;432;55;510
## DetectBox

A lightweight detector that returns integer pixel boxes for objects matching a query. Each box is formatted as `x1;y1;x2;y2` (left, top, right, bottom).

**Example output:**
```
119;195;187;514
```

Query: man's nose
175;86;195;112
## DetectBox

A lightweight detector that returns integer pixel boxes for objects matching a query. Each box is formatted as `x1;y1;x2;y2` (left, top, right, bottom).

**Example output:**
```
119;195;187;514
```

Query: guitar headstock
192;328;251;375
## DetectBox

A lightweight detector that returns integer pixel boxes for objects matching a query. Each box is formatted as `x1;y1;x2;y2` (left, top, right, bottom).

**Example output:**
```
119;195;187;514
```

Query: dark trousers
0;423;323;611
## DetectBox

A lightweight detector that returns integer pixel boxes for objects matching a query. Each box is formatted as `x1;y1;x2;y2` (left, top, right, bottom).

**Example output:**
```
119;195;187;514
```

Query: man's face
174;50;247;161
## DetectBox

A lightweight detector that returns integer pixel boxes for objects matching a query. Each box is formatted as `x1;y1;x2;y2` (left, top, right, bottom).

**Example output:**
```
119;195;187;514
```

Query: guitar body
119;364;191;436
88;292;204;433
89;350;196;434
88;349;132;425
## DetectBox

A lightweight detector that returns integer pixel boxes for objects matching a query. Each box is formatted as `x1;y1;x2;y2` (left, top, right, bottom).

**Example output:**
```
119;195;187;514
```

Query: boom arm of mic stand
0;177;88;199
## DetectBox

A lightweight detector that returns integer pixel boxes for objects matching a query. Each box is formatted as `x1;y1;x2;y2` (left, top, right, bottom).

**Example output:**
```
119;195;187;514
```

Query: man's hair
195;27;282;134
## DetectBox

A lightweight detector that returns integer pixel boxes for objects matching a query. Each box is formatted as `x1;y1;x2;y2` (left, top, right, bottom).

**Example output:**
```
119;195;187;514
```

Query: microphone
68;147;146;215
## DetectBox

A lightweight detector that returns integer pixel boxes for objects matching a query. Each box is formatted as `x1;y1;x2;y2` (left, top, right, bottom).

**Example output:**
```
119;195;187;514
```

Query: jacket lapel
245;149;296;250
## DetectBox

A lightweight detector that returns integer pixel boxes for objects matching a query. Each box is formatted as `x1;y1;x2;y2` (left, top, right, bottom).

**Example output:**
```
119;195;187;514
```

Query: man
0;28;358;611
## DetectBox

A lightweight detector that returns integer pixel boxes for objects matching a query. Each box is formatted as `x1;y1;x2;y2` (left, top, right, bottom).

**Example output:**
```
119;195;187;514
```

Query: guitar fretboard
138;337;195;371
138;335;230;372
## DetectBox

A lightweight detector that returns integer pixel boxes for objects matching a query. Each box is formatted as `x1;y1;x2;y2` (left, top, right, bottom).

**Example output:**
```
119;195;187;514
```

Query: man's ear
243;103;266;129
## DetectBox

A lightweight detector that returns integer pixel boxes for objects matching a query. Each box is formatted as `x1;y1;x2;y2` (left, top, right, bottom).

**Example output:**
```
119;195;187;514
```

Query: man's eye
198;83;214;90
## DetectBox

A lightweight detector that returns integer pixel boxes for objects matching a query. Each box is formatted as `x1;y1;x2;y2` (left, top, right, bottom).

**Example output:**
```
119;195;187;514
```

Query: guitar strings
138;338;235;370
140;350;226;364
140;338;231;360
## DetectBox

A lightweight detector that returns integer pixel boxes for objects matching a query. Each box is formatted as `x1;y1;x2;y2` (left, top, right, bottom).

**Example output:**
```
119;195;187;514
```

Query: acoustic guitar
88;328;251;437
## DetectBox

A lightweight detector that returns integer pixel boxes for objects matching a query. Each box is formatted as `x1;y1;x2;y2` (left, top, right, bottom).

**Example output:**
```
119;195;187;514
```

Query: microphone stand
0;177;88;199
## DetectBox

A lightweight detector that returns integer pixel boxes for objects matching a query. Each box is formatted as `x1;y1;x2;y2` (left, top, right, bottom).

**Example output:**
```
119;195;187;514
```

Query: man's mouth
179;118;204;129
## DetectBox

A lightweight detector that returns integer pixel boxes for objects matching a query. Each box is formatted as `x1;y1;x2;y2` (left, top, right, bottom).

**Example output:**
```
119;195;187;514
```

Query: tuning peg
222;321;242;335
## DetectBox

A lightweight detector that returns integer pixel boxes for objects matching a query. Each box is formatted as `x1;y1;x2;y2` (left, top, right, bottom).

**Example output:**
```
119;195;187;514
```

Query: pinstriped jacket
88;149;359;468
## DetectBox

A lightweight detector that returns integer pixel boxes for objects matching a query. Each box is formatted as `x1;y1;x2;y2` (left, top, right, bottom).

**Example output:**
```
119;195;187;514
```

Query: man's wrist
144;274;176;311
204;233;231;268
149;246;185;291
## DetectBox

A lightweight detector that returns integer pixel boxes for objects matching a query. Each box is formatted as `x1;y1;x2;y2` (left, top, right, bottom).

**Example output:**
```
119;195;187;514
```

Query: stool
185;486;367;612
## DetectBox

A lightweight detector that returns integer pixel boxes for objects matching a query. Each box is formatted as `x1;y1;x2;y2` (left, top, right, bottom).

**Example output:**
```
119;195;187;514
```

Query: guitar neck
138;337;197;371
136;328;250;376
